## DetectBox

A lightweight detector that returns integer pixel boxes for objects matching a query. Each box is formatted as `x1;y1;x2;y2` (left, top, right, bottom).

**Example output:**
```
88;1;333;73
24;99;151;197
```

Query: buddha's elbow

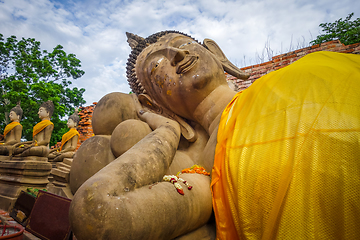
69;178;110;239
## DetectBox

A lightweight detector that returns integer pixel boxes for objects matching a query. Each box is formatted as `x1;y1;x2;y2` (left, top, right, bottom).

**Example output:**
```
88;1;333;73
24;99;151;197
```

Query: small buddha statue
48;109;80;162
12;101;54;158
0;103;23;156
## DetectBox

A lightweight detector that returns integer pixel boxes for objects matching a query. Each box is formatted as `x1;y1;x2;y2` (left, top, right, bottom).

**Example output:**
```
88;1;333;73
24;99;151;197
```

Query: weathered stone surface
63;158;73;166
0;160;52;211
69;135;115;194
92;92;139;135
110;119;152;158
52;168;69;182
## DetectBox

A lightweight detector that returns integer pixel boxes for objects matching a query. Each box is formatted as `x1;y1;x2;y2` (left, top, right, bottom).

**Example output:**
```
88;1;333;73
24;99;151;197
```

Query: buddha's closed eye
179;41;196;48
151;58;163;74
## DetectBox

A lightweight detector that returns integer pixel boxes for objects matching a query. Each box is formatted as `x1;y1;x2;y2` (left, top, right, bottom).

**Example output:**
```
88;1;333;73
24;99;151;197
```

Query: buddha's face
135;33;227;120
38;107;50;120
9;111;20;122
67;118;76;128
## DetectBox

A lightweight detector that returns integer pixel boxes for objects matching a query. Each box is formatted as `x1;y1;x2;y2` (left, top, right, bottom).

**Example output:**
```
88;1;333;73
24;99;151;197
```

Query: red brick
260;61;271;66
345;42;360;49
241;66;253;70
340;49;354;53
311;44;320;49
324;44;337;49
283;54;297;60
321;40;341;46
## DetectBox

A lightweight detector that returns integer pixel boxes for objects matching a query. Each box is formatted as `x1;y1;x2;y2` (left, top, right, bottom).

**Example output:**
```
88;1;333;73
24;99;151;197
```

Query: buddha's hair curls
40;100;54;117
10;103;23;120
126;30;200;95
68;108;80;125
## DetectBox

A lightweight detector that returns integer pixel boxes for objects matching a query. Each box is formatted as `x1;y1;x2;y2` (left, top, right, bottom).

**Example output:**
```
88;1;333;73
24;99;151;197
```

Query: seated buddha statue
12;101;54;159
70;31;360;240
48;109;80;163
0;103;23;156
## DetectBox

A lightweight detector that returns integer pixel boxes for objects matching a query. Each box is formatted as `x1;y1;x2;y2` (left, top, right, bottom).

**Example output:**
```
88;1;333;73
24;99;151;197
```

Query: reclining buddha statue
70;31;360;240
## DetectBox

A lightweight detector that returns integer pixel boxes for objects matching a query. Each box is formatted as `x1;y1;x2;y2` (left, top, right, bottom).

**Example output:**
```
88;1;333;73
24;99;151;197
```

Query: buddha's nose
165;47;189;66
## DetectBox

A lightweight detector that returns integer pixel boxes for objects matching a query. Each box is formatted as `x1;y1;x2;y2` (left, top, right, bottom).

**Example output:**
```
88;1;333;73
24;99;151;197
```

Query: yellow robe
60;128;80;151
33;120;54;137
211;51;360;239
3;122;21;137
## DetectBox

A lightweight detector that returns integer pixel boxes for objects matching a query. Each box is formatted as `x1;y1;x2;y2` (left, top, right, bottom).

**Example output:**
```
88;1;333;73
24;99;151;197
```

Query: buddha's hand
30;140;38;147
138;109;181;136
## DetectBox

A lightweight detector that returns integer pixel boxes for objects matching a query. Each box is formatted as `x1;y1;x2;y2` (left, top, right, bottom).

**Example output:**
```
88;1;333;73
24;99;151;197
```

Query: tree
310;13;360;46
0;33;86;145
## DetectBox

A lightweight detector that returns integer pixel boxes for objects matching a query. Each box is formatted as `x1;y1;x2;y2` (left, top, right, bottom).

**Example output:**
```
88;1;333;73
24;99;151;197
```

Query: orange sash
211;51;360;239
60;128;79;151
33;120;54;137
3;122;21;137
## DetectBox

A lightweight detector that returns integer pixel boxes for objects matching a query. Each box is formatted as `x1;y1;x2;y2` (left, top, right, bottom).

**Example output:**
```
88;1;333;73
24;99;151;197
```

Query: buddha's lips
176;55;199;74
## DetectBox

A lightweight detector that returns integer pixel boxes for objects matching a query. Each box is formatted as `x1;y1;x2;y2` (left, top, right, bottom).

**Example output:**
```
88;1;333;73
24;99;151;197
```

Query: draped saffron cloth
33;120;54;137
60;128;80;151
211;51;360;240
3;122;21;137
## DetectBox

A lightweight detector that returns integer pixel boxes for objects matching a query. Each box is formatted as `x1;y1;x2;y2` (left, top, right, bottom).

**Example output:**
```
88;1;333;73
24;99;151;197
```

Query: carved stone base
0;155;11;162
47;182;73;199
11;156;48;162
0;159;51;211
47;158;74;199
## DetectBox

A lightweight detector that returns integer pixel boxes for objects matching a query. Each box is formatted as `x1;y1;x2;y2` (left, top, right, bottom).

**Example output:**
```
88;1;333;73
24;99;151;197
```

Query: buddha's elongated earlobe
203;38;250;80
138;94;163;114
172;114;197;142
138;94;197;142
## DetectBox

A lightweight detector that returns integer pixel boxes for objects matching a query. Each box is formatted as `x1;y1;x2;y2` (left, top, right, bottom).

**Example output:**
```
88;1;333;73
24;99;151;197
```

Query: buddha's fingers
138;109;181;136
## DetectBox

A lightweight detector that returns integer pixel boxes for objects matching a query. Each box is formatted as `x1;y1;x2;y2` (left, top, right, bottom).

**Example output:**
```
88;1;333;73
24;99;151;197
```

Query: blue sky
0;0;359;105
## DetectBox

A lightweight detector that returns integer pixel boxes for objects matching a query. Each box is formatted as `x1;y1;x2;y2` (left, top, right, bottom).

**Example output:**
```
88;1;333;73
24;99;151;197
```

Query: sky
0;0;359;105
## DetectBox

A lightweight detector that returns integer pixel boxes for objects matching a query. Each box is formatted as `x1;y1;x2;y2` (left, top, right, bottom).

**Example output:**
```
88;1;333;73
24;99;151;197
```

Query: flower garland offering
163;175;192;195
180;165;210;176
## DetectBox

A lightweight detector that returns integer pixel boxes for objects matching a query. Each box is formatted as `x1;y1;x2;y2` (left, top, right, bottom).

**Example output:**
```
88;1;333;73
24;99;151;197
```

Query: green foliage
310;13;360;46
0;34;86;145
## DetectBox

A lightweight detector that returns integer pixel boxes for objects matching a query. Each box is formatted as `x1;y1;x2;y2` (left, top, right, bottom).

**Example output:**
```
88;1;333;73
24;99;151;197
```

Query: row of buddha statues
0;101;81;210
0;101;79;161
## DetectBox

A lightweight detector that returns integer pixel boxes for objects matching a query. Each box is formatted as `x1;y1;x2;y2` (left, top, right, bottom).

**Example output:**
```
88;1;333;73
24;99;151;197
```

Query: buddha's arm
60;135;78;153
49;148;59;153
70;112;212;239
34;125;54;146
13;140;32;148
4;125;22;146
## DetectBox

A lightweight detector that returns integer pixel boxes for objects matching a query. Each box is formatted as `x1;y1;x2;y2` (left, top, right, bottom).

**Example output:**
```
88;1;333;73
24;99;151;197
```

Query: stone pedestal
47;158;73;199
0;159;51;211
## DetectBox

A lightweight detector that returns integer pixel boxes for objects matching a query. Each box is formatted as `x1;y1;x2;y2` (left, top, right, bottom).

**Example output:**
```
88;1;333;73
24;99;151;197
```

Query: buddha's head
10;103;23;122
38;100;54;120
68;108;80;128
126;31;249;121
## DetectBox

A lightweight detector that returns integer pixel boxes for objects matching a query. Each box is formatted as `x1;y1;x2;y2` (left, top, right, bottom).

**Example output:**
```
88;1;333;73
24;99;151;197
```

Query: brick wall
76;103;97;149
227;40;360;90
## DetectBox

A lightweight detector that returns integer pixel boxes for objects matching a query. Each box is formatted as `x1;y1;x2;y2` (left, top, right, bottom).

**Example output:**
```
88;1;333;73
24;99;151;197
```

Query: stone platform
0;158;51;211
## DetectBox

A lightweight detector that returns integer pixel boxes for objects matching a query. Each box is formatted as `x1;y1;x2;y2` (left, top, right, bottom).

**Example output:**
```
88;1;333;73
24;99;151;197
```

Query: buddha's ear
172;115;198;143
138;94;163;114
138;94;197;143
203;38;250;80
